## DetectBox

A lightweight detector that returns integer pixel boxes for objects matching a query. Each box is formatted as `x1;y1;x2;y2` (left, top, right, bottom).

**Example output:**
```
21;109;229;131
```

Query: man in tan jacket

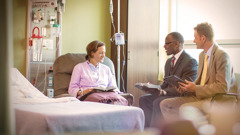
160;22;232;121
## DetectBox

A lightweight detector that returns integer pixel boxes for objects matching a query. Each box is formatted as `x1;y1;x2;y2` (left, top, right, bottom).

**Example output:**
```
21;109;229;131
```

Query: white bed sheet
11;68;144;135
15;101;144;134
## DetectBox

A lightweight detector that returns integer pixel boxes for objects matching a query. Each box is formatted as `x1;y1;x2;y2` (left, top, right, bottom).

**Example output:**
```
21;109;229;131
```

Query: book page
93;86;116;92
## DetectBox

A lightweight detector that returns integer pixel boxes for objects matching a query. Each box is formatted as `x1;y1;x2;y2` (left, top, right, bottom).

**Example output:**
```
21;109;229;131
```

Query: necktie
171;56;175;71
200;54;208;85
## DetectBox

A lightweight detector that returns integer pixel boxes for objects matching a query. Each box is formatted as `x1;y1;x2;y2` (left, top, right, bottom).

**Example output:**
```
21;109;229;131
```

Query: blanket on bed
11;68;144;134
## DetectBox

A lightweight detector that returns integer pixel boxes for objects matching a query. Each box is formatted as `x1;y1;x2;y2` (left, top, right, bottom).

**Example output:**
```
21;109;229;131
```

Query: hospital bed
11;68;144;135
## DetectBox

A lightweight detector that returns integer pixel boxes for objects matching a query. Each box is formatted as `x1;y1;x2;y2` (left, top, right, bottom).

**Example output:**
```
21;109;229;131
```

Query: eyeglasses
165;41;177;45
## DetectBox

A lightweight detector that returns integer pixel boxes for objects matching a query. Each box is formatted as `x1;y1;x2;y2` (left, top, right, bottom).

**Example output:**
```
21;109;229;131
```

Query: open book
135;82;161;93
93;86;117;92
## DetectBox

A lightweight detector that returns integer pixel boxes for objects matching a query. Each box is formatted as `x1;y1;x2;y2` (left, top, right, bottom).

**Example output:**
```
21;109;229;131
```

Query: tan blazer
195;43;232;99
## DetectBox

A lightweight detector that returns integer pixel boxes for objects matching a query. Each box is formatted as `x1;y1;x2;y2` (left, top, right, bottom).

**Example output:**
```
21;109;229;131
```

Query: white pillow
10;68;47;99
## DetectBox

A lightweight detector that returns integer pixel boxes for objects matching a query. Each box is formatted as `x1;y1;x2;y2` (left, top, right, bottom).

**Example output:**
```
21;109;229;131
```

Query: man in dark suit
139;32;198;128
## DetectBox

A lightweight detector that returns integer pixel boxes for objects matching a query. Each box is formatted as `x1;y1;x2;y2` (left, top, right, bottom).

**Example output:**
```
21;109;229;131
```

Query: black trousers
139;94;177;128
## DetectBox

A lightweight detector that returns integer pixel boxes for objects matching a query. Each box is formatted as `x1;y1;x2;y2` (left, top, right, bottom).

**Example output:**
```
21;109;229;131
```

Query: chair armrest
120;93;134;106
211;93;239;103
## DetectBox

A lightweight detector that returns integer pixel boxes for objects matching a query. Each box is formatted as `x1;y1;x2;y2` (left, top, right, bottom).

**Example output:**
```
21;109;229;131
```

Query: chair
208;73;240;134
53;53;134;105
211;73;240;105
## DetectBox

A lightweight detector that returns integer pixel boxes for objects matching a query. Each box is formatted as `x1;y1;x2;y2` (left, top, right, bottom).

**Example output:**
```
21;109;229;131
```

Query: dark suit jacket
161;50;198;96
195;44;231;99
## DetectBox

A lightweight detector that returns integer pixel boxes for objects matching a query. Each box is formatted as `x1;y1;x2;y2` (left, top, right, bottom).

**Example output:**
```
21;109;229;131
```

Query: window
172;0;240;45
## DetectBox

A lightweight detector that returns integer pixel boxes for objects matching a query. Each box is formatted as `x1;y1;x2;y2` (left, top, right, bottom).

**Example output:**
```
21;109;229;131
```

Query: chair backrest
229;73;240;94
235;73;240;94
53;53;116;97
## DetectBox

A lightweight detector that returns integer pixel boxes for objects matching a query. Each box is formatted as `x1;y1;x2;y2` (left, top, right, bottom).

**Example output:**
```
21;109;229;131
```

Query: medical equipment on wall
30;27;43;61
26;0;64;94
47;88;54;98
31;0;57;7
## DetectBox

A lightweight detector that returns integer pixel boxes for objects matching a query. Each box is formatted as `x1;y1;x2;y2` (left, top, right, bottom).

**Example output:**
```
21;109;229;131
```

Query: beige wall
62;0;111;56
13;0;27;75
13;0;111;75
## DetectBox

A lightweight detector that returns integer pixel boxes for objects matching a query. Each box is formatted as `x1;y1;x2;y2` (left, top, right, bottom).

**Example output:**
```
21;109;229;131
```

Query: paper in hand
135;82;161;93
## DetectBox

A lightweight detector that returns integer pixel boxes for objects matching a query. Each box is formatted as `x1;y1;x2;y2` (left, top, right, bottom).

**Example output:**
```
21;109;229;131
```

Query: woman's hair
85;40;105;60
194;22;214;41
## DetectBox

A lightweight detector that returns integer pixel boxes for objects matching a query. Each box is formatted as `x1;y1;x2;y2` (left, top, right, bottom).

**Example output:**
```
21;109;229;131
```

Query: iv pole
117;0;120;89
111;0;121;89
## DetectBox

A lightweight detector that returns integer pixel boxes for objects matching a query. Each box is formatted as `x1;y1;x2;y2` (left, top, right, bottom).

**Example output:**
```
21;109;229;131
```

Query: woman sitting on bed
68;40;128;105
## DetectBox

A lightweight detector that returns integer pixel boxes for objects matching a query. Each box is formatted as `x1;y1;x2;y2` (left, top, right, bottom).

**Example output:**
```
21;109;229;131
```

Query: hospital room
1;0;240;134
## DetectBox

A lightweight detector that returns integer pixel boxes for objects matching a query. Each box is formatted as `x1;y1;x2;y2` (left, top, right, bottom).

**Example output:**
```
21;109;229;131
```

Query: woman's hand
83;88;94;95
113;89;120;94
77;88;94;96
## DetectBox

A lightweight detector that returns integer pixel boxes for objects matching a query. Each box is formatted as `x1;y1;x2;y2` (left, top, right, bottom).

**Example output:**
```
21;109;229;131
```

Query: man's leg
160;96;198;122
139;94;159;128
180;98;211;114
150;95;176;127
